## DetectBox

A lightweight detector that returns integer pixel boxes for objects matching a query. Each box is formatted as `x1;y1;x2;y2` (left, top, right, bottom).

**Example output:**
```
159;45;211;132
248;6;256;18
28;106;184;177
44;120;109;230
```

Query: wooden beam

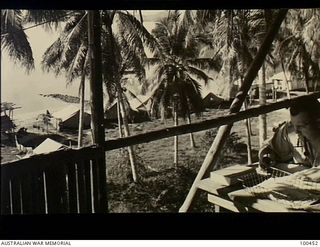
104;91;320;151
179;9;289;213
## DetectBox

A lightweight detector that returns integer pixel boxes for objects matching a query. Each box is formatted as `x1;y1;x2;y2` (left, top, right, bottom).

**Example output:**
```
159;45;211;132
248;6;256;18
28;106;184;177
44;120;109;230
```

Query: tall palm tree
42;10;89;148
99;10;159;182
148;10;216;166
195;9;258;159
198;9;281;151
42;10;154;182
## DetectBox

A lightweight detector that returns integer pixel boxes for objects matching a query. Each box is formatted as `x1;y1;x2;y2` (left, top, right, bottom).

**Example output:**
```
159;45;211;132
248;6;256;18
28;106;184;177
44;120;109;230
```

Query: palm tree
195;9;259;159
36;111;53;133
42;10;90;148
148;11;215;166
99;10;158;182
276;9;320;94
41;10;152;182
198;9;281;152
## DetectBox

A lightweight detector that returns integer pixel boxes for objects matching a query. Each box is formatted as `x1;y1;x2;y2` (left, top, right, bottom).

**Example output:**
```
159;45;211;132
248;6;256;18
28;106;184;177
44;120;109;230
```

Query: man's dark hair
290;97;320;117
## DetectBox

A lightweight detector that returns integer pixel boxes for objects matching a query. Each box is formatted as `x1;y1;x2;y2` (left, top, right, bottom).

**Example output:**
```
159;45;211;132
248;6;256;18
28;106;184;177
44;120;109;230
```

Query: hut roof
33;138;68;155
128;95;151;111
52;105;90;122
270;72;292;81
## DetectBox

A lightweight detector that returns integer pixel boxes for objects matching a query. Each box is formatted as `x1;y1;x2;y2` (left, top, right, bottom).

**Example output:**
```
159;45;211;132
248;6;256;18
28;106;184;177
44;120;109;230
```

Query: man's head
290;97;320;143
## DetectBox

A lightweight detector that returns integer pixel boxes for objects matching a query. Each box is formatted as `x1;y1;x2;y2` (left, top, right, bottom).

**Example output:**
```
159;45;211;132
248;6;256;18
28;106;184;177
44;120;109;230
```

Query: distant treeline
40;94;89;104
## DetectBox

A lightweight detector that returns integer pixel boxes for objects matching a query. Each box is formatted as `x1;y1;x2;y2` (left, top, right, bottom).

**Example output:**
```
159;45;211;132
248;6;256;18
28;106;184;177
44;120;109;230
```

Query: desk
198;164;320;212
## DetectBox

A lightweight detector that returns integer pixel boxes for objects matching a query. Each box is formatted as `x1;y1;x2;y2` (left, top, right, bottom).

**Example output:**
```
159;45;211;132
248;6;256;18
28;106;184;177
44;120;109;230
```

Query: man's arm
258;122;293;169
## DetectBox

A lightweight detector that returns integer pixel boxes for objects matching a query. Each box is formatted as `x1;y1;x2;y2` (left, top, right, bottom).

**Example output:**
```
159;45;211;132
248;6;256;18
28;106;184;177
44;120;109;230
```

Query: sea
1;19;158;129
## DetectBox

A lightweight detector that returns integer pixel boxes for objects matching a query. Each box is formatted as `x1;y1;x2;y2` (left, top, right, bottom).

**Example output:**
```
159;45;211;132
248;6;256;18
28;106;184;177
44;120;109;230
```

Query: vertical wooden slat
43;171;48;214
21;173;33;214
1;146;103;215
91;157;100;213
98;152;107;213
11;178;22;214
45;163;68;214
61;164;69;213
66;163;78;213
30;168;46;214
84;159;93;213
1;173;11;215
77;160;88;213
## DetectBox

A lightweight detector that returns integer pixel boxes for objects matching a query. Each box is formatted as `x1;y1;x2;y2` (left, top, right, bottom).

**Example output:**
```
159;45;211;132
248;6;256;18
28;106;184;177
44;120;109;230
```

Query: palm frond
1;9;34;71
23;10;71;30
186;66;213;84
187;58;221;71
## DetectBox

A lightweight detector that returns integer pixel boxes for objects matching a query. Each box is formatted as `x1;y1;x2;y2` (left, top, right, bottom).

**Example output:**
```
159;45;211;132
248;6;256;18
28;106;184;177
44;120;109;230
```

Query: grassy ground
1;106;290;212
101;107;289;212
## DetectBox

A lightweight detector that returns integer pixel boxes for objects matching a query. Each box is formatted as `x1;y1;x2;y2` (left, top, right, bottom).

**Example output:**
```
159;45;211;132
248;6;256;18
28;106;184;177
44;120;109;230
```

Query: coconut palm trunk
173;99;179;167
78;71;86;148
117;84;137;182
280;61;291;99
117;95;123;138
187;112;196;148
303;65;310;94
258;62;267;147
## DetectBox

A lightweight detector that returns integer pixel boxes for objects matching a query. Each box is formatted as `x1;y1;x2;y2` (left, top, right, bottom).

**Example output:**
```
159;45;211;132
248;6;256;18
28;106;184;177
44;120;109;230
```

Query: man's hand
259;146;276;170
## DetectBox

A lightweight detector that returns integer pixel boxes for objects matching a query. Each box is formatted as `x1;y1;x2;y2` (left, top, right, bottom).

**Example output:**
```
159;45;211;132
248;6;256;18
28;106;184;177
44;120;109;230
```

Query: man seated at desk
259;97;320;170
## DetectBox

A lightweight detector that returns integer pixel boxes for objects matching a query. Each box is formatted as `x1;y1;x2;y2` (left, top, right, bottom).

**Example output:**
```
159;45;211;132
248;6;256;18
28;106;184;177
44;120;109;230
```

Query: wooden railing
1;145;106;215
1;92;319;215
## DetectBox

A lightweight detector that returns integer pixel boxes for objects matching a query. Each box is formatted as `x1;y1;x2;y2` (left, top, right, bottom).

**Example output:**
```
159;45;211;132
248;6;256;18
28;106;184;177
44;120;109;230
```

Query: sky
1;10;168;119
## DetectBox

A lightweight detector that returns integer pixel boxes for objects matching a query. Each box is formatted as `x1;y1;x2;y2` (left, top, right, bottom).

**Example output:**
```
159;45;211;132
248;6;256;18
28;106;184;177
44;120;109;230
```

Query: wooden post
258;62;267;147
179;9;288;213
243;100;252;164
173;95;179;167
87;10;108;213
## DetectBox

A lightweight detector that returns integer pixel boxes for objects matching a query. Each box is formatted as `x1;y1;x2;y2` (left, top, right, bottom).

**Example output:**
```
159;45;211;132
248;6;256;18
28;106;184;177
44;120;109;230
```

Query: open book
210;165;256;186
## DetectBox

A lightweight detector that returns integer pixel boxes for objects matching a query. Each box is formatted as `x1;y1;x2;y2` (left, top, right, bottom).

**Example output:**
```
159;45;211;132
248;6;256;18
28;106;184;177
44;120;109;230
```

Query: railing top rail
1;145;102;169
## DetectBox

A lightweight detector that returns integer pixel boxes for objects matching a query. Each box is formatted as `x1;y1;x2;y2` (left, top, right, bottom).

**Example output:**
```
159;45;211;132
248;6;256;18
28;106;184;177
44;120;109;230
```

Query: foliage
275;9;320;91
1;10;69;72
107;126;247;212
148;10;216;121
200;129;247;169
1;10;34;72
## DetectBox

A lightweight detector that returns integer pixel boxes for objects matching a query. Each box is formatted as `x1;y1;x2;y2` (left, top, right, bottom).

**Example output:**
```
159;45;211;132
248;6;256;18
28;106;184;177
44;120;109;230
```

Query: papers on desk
229;167;320;211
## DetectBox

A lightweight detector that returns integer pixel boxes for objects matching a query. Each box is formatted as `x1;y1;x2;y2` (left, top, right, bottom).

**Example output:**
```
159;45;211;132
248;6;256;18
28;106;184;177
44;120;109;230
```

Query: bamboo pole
243;100;252;164
241;77;252;164
179;9;289;213
87;10;107;213
258;63;267;147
